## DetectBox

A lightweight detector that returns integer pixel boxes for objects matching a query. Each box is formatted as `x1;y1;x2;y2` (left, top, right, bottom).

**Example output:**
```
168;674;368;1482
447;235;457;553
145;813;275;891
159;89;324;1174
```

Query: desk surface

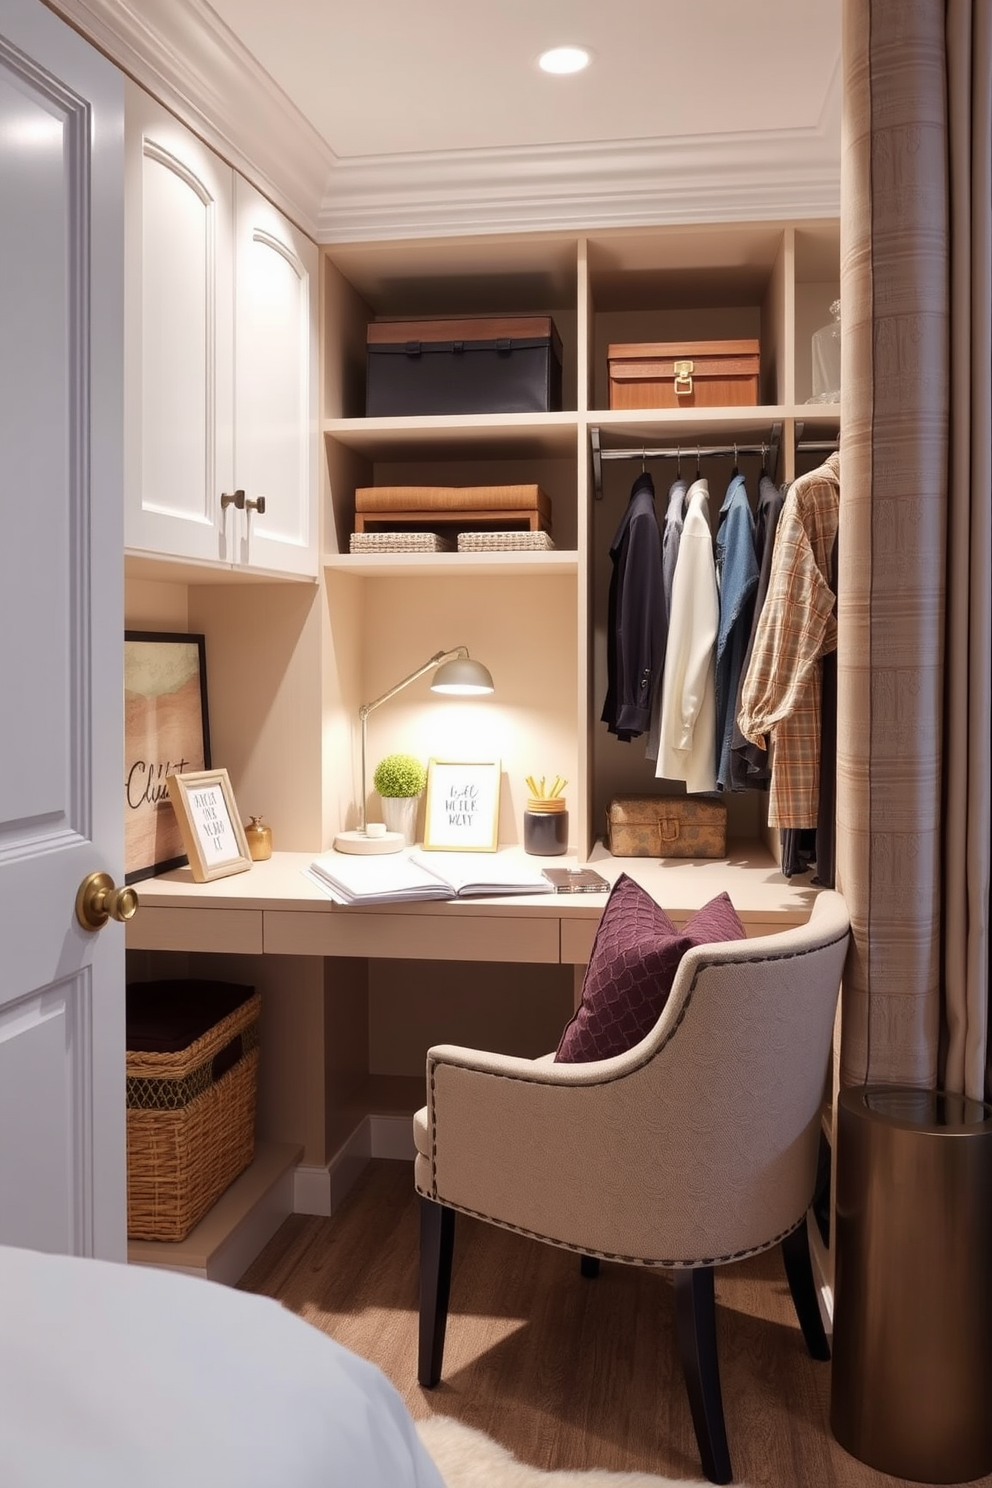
130;843;819;927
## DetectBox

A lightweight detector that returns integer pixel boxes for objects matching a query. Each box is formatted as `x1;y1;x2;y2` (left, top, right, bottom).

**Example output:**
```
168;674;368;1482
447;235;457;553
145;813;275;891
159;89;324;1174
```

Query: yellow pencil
525;775;540;798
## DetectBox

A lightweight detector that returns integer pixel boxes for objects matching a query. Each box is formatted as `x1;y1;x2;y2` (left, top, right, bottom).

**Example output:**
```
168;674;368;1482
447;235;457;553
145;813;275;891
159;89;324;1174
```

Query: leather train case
606;795;728;859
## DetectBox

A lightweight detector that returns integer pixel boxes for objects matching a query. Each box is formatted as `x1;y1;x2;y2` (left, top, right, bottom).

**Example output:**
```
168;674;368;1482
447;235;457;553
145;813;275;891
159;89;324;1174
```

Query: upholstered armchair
414;888;850;1484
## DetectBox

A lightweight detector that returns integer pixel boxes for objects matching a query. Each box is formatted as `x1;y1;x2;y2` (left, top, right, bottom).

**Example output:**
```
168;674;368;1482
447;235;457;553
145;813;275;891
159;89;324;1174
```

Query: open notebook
305;848;554;906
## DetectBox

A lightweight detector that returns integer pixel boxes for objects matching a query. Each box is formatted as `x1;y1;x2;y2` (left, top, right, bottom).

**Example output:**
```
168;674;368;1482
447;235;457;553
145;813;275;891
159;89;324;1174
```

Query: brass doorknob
75;871;139;932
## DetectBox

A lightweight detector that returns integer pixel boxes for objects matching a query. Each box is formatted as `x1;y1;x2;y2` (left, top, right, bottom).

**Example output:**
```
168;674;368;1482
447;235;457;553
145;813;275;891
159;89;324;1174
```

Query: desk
125;846;818;1280
128;845;817;957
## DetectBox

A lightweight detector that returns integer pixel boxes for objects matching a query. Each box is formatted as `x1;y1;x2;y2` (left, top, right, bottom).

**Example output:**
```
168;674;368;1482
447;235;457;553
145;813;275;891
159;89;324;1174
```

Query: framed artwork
422;759;501;852
165;769;253;882
124;631;211;883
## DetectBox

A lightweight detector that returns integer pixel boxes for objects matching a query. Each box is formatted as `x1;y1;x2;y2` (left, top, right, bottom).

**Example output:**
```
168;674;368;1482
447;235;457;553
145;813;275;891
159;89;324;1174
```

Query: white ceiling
50;0;842;241
204;0;839;159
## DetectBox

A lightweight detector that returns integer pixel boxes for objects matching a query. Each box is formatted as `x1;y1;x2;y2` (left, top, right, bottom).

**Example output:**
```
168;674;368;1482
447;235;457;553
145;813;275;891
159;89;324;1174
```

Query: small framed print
165;769;253;883
422;759;501;853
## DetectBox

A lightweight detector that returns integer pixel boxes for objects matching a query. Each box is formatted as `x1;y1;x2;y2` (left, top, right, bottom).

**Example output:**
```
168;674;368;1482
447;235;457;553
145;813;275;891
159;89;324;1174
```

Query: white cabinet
231;175;319;578
124;85;318;578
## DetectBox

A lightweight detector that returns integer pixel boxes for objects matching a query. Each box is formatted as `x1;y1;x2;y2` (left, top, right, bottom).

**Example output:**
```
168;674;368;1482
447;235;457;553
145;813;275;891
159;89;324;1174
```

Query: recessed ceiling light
538;46;591;75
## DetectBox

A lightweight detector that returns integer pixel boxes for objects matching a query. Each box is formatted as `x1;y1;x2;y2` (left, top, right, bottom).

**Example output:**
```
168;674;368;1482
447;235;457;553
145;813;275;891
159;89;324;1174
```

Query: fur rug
416;1415;714;1488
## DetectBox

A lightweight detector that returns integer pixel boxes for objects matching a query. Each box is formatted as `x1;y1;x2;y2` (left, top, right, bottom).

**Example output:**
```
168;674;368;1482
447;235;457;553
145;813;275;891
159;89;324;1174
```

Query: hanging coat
714;472;758;790
727;474;788;790
645;476;688;763
738;452;840;828
601;472;664;741
654;478;719;793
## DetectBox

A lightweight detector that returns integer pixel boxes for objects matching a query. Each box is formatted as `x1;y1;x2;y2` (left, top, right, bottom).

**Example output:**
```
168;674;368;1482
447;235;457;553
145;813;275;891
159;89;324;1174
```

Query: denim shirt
715;473;758;789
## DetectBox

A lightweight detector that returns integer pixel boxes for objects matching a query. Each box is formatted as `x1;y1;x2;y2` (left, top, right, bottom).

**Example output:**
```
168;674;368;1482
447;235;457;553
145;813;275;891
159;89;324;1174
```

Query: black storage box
366;315;563;416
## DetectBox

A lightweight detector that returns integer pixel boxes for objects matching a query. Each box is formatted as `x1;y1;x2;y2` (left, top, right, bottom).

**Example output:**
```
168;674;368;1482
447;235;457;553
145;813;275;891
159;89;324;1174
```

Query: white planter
380;794;420;846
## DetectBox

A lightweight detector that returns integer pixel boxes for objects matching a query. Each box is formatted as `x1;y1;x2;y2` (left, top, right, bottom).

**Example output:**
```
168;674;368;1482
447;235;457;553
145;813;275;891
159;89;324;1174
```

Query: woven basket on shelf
456;530;556;552
126;985;261;1242
349;531;454;553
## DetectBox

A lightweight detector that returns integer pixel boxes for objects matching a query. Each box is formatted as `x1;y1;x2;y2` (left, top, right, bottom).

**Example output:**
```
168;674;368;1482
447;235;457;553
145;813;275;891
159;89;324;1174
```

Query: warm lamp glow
332;647;494;855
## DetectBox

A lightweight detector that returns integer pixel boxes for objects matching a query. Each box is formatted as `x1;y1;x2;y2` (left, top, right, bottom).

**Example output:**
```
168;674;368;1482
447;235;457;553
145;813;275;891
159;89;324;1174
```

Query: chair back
601;888;850;1264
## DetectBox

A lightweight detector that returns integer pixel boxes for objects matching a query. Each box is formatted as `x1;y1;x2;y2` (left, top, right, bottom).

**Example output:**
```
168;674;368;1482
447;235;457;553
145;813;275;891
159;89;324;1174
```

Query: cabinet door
124;84;235;564
233;175;319;577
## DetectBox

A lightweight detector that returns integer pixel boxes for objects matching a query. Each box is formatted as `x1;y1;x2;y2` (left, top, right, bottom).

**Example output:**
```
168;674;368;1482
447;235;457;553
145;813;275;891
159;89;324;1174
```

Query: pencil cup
523;797;568;856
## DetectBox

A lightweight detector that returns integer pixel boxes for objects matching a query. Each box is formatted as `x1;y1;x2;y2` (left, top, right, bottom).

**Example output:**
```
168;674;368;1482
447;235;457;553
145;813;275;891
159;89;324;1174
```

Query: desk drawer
560;916;600;965
264;910;560;963
126;907;264;955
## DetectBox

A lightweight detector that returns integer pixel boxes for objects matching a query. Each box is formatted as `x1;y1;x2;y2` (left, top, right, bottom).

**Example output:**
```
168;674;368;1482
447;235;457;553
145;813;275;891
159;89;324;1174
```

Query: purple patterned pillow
554;876;745;1063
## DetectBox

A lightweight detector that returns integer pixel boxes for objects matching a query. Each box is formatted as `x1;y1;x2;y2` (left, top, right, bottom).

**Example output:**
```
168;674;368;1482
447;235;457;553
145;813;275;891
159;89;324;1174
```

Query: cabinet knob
221;488;246;510
245;495;266;515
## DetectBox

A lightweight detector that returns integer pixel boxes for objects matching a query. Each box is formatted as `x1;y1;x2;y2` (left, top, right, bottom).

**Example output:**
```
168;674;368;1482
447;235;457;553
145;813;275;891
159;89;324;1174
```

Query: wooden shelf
323;412;579;459
127;1140;302;1285
323;549;579;578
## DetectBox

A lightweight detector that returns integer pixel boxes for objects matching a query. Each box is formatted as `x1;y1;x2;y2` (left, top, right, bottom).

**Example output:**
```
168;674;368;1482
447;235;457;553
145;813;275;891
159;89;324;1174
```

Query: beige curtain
838;0;991;1097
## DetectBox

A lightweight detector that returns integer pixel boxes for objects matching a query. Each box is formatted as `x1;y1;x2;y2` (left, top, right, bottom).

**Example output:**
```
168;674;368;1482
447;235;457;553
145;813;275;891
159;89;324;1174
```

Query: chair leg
672;1267;733;1485
781;1218;830;1361
418;1198;455;1388
580;1254;600;1279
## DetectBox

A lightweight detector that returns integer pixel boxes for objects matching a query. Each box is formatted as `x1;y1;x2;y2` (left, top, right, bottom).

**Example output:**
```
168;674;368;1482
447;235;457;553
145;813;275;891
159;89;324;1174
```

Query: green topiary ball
372;752;427;798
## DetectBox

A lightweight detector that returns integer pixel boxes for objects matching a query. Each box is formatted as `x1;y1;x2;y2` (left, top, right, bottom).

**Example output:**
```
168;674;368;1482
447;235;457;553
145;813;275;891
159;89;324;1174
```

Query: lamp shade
430;657;494;695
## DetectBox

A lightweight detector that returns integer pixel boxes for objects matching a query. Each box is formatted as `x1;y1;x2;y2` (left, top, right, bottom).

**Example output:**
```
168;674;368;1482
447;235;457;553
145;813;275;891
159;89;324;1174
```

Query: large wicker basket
125;981;261;1242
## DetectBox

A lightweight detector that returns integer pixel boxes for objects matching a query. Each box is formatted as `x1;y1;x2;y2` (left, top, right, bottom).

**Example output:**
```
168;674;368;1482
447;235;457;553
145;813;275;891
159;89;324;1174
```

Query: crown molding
42;0;333;237
316;122;841;244
44;0;840;244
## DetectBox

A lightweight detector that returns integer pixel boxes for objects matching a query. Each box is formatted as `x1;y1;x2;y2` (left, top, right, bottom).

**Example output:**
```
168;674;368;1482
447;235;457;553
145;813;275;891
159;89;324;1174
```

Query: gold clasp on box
673;359;694;396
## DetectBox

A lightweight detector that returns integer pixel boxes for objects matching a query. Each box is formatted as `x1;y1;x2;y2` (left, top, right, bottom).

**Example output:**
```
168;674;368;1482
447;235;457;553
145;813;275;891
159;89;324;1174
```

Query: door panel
235;174;318;576
0;0;126;1259
124;83;234;564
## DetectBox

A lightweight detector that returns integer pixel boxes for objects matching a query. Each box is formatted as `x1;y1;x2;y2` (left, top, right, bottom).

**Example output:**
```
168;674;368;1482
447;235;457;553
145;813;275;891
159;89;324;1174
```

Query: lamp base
332;829;406;855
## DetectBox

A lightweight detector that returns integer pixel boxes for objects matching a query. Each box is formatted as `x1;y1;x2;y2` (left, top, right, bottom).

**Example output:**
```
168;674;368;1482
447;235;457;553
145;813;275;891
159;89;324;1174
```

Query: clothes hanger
732;441;739;478
695;445;701;479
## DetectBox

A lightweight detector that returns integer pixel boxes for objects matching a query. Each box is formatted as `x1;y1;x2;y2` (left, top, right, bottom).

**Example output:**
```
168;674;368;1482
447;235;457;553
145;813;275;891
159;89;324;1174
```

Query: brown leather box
606;795;728;859
607;338;760;410
366;316;563;416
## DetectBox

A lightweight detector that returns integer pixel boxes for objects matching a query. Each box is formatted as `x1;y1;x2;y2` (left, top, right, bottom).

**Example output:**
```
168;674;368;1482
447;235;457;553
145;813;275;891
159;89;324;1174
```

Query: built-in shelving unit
125;210;839;1279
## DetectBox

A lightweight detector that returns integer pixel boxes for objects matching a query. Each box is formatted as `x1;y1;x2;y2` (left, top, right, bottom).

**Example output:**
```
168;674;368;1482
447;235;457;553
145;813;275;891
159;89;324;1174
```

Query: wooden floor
238;1160;989;1487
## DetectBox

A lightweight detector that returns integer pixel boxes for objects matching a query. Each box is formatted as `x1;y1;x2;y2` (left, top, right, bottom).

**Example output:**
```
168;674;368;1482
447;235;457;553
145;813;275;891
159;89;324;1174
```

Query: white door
234;174;318;578
0;0;127;1260
124;83;235;566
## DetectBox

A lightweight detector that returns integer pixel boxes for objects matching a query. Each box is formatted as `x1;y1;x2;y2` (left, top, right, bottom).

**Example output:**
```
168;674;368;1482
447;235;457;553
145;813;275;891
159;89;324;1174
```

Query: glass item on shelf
807;298;841;404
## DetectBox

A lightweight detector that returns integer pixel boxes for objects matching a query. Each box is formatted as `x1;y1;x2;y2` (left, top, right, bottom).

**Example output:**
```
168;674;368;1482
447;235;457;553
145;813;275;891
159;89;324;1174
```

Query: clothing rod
598;444;769;461
589;421;783;499
796;440;839;452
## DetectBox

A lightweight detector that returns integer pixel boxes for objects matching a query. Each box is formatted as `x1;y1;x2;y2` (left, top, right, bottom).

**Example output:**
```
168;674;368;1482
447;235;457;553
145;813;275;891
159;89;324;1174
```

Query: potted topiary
372;753;427;845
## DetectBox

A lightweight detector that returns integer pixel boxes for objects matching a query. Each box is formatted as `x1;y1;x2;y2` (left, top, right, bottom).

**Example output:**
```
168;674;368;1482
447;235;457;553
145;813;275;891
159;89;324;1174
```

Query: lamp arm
358;647;467;722
357;647;468;833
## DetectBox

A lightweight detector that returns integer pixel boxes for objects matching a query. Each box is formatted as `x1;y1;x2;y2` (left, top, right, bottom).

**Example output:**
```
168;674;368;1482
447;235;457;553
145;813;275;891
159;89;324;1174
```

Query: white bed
0;1243;445;1488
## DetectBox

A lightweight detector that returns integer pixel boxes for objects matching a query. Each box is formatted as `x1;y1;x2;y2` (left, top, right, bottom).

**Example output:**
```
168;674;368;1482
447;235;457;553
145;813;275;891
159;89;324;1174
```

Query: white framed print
422;759;501;852
165;768;253;882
